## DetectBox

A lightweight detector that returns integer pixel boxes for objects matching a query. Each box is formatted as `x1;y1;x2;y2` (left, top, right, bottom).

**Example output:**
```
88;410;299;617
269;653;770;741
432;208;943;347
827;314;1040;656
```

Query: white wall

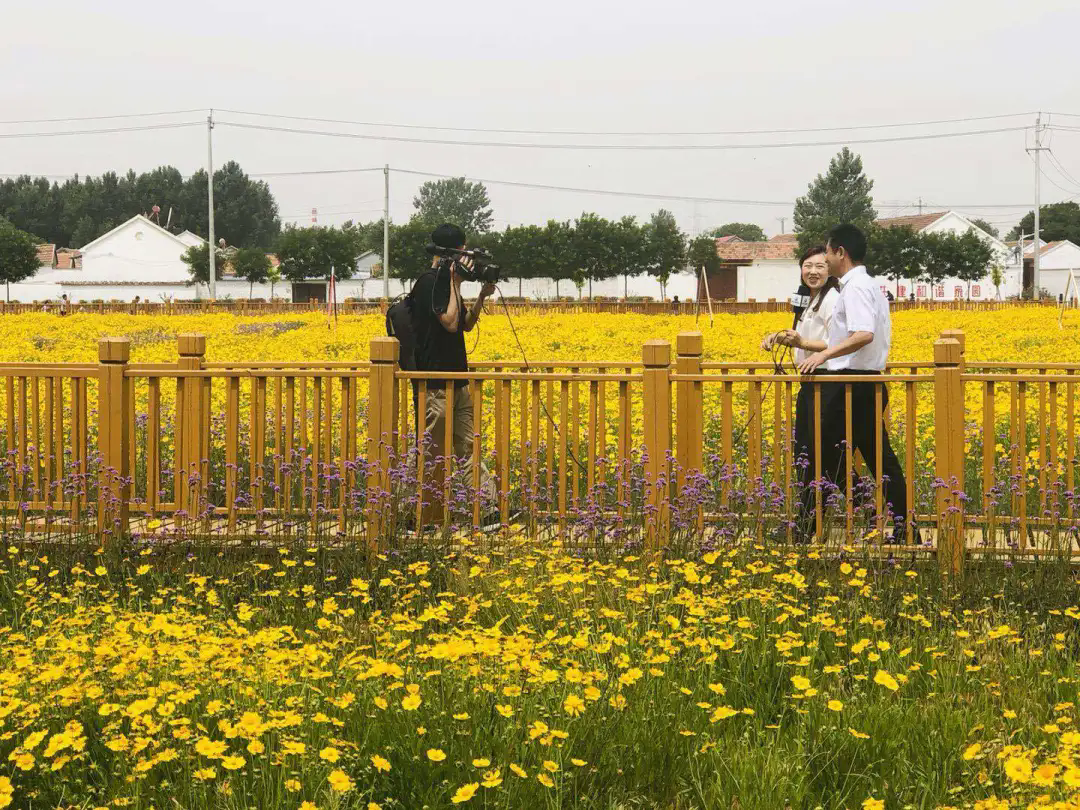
1034;243;1080;299
4;273;702;304
730;258;1023;303
66;218;191;284
737;262;800;301
358;271;699;302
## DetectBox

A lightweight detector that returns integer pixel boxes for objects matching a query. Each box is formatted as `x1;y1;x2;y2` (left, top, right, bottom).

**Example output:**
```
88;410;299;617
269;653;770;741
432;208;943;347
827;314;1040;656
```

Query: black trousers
795;371;910;540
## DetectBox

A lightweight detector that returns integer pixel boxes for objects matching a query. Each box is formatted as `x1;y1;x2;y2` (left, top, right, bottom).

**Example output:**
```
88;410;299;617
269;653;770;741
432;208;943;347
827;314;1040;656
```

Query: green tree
612;216;648;299
708;223;766;242
0;219;41;301
644;209;687;299
970;217;999;238
1007;202;1080;243
232;247;272;299
276;225;362;283
793;147;877;253
540;220;576;299
412;177;494;234
180;243;227;292
388;218;439;284
866;226;928;297
573;213;619;298
937;230;996;299
0;163;281;249
688;234;723;274
182;162;281;250
267;262;282;300
491;224;546;297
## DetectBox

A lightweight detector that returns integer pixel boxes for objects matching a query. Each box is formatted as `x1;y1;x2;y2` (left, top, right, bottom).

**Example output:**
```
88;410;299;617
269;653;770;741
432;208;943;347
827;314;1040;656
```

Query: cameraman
412;223;496;506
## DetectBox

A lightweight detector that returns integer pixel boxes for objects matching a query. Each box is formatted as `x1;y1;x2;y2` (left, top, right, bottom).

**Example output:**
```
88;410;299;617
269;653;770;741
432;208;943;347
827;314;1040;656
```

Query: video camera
426;244;503;284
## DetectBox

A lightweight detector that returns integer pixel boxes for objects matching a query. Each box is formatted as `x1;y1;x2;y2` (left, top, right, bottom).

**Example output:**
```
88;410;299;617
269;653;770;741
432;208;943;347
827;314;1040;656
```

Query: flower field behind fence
2;308;1080;809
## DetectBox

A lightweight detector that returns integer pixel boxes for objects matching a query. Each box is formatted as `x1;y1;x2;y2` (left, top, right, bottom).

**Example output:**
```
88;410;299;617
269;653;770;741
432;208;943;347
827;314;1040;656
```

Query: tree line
0;162;281;249
4;151;1078;300
246;203;709;300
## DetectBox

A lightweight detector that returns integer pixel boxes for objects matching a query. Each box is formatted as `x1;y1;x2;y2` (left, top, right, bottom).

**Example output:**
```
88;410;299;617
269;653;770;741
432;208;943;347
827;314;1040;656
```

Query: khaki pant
420;385;495;503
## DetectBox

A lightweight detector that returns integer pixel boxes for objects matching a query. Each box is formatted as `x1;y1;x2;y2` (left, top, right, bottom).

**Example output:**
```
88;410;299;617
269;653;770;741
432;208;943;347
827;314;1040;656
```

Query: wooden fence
1;329;1079;576
0;298;1058;317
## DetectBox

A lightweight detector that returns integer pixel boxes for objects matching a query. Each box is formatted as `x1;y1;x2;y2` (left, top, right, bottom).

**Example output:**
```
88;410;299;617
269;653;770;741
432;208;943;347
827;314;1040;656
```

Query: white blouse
794;287;839;365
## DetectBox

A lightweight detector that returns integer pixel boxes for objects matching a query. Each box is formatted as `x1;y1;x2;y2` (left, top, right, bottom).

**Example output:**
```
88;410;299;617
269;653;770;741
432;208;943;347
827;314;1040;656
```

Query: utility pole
777;216;786;235
917;197;923;215
383;164;390;300
1028;112;1049;299
206;110;216;300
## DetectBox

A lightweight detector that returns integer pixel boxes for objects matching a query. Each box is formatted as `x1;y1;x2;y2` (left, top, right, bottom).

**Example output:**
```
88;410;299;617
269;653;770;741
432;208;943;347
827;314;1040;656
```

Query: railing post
940;329;965;372
97;337;131;544
367;337;400;547
675;332;704;530
933;337;965;578
177;334;206;517
642;339;672;549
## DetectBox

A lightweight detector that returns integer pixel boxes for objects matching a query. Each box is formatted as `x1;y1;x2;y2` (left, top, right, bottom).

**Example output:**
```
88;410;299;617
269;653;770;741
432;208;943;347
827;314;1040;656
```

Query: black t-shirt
411;267;468;381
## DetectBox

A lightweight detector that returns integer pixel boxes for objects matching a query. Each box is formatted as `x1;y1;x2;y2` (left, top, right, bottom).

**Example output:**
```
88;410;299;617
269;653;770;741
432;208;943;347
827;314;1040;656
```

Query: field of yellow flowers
2;308;1080;809
1;307;1077;365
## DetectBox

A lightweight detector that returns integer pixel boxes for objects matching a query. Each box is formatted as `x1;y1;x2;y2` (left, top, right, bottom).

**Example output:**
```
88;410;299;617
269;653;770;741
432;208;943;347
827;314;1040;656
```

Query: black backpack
385;294;417;371
385;271;435;371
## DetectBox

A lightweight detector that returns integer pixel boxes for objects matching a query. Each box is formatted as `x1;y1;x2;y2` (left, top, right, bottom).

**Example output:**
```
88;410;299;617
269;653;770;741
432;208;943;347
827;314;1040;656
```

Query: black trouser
795;370;910;540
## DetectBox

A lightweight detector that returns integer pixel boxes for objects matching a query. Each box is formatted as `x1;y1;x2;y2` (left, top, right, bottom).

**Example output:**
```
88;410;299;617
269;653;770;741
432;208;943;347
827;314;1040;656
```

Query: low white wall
7;271;701;304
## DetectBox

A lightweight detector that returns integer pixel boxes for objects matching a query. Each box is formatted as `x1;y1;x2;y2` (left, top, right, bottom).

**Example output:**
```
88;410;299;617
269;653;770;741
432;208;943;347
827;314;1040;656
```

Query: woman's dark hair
799;244;826;266
797;244;838;315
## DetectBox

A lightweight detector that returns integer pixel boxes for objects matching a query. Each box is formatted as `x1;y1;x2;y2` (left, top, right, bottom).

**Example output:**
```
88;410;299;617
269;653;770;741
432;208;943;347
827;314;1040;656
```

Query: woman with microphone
760;244;839;539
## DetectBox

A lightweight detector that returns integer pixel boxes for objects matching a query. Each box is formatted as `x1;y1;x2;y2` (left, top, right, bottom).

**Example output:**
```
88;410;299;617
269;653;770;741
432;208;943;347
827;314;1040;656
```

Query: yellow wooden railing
1;329;1079;578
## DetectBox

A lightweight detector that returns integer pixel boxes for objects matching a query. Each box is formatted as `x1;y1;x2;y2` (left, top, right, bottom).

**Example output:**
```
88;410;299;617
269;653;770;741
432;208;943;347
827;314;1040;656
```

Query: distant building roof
770;233;798;243
715;235;744;243
36;244;56;267
55;248;81;270
714;240;797;261
875;212;948;231
79;213;191;253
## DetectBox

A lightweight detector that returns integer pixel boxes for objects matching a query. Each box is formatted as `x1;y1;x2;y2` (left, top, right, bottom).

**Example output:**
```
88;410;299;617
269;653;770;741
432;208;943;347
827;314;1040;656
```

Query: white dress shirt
825;265;891;371
794;287;838;365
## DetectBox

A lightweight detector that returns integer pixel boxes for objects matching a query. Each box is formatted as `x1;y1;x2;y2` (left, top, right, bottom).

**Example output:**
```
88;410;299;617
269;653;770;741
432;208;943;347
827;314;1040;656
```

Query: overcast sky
3;0;1079;239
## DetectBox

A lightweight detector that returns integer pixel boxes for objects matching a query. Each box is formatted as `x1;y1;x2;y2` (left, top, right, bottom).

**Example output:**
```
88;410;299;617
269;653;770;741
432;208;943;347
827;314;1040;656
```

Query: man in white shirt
796;224;911;543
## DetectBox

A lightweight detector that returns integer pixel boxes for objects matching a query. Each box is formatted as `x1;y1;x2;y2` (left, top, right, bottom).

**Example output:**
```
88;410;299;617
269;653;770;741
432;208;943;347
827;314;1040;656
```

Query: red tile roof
770;233;798;243
874;212;948;231
714;240;797;261
715;234;744;243
55;249;81;270
36;244;56;267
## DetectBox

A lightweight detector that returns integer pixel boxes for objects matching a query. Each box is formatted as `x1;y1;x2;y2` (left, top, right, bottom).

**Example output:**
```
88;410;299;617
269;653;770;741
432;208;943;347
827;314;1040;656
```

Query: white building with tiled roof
874;210;1020;300
700;211;1022;303
1020;240;1080;300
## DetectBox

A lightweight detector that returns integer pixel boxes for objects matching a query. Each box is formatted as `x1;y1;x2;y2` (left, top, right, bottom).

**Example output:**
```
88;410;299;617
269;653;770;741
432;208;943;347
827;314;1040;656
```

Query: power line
0;109;205;126
216;119;1030;151
0;122;202;139
248;167;385;178
1028;150;1080;197
217;107;1035;138
245;165;1050;210
391;168;794;206
1047;149;1080;190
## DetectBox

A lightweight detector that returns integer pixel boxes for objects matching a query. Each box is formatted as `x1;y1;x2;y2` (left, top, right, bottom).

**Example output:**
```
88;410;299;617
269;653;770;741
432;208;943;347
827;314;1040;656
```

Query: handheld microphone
790;284;812;328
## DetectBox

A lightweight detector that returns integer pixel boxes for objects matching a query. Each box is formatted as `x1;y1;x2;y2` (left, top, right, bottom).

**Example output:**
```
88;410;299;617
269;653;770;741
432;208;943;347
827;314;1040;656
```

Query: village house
698;211;1023;303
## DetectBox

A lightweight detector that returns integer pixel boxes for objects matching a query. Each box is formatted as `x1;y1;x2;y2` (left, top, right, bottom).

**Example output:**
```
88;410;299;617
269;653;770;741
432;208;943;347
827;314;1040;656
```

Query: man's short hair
431;223;466;250
827;224;867;262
